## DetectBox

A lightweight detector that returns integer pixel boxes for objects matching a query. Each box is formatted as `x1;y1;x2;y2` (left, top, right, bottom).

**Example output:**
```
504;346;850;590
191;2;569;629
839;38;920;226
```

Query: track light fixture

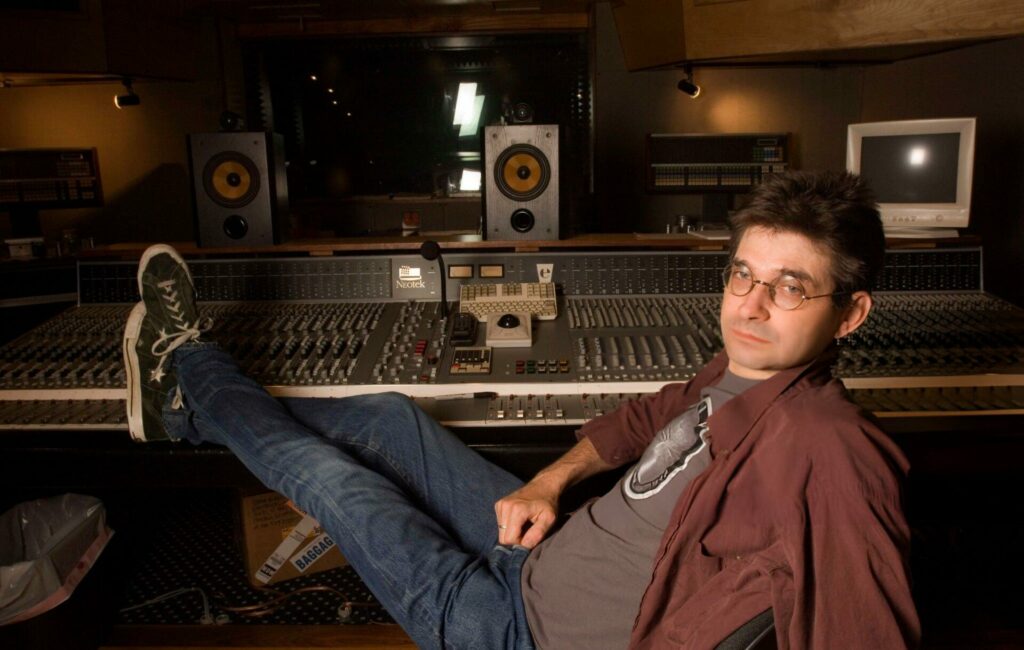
677;65;701;99
114;78;140;109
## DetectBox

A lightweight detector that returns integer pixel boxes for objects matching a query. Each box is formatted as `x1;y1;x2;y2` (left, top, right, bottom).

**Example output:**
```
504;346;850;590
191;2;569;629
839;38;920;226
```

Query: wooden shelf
78;233;979;260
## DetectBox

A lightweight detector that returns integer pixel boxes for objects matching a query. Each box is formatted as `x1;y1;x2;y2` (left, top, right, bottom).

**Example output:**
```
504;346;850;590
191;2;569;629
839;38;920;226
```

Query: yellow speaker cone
209;160;253;201
501;152;543;194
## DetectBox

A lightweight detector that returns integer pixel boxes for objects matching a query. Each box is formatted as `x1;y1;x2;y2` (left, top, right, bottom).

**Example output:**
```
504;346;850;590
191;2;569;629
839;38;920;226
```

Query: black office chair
715;608;776;650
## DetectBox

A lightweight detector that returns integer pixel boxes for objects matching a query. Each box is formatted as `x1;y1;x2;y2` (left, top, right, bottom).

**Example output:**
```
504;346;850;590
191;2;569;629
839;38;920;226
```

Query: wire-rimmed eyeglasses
721;264;846;311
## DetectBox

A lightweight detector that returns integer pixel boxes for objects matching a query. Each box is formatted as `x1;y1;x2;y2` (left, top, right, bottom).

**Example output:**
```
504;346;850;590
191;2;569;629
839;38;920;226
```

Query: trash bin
0;493;114;626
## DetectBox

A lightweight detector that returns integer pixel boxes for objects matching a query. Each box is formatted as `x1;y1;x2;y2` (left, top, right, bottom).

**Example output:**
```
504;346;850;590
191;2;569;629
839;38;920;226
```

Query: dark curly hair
728;170;885;307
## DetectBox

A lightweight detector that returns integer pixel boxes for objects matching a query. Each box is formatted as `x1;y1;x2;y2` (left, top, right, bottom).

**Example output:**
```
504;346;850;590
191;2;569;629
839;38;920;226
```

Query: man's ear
835;291;872;339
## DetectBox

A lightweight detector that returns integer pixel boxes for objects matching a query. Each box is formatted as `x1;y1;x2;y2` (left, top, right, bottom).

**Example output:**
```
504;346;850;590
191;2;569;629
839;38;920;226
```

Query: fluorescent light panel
453;82;478;125
458;95;485;137
459;169;482;191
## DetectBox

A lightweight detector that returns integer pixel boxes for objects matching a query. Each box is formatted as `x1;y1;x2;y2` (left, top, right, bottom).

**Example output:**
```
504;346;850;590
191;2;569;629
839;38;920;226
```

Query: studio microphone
419;240;448;318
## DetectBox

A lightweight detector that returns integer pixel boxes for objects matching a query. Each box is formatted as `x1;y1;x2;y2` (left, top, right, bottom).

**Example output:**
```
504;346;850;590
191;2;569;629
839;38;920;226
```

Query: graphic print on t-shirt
623;396;712;500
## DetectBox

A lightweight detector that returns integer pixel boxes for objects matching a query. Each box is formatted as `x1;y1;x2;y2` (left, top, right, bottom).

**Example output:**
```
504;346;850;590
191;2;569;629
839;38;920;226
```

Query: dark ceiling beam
236;11;589;37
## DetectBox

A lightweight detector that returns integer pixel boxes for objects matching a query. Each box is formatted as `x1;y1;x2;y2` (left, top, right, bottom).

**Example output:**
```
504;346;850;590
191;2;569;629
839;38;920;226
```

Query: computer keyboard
458;282;558;322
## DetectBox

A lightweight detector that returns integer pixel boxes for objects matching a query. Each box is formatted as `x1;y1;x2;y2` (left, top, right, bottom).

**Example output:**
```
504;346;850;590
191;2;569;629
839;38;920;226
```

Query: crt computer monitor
846;117;976;237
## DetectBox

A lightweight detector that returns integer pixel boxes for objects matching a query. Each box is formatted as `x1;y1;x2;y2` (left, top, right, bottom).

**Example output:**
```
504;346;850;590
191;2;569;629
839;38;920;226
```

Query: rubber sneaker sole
123;302;163;441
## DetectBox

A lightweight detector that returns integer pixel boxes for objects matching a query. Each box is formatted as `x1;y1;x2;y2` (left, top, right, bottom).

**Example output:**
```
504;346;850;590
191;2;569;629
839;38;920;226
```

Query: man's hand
494;478;561;549
492;436;615;549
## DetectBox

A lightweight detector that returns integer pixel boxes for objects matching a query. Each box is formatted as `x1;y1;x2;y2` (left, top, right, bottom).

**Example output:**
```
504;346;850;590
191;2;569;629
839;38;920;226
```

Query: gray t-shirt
520;371;760;650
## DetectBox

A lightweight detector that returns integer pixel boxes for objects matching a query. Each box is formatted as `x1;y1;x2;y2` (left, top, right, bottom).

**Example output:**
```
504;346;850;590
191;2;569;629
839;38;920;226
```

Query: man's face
720;226;870;380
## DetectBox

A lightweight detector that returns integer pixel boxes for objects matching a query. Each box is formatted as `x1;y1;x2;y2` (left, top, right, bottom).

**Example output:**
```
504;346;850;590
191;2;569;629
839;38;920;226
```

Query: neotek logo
397;265;425;289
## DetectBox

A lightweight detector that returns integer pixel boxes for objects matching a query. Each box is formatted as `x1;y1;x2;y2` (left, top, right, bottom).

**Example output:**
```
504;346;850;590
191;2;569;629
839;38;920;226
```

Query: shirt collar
701;344;839;455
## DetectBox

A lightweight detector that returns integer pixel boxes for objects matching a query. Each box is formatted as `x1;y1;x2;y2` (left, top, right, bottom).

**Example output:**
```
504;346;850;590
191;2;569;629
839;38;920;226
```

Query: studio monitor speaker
484;125;559;241
188;132;288;247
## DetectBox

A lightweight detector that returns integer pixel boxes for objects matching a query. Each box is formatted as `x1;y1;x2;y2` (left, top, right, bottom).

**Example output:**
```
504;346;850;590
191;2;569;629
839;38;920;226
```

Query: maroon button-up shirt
577;350;921;648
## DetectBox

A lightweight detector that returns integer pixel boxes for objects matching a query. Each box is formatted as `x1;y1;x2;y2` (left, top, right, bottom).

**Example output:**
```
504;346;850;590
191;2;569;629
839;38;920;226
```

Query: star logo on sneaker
149;365;167;384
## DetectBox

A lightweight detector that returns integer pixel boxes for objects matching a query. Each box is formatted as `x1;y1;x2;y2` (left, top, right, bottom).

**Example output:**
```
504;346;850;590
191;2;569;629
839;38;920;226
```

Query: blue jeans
163;343;535;650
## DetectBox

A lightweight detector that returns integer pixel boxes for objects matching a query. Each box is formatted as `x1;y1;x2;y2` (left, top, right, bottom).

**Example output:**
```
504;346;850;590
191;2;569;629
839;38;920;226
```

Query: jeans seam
332;438;420;498
261;452;446;646
185;401;446;647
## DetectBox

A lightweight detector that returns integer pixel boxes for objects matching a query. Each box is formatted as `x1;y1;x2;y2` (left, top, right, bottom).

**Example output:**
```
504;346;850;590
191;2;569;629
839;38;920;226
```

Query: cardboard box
239;491;347;587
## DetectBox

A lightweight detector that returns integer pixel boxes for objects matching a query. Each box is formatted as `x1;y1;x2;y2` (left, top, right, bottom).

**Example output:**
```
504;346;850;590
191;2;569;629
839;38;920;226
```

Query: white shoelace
151;324;204;355
148;324;204;385
146;279;207;385
170;385;184;410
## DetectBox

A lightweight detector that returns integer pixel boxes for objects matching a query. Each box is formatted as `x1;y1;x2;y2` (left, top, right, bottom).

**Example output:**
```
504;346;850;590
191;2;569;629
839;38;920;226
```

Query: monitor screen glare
860;133;960;204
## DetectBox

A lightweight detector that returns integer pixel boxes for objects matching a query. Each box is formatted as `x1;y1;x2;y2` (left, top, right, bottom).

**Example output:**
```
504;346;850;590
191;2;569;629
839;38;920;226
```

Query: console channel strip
1;247;1022;430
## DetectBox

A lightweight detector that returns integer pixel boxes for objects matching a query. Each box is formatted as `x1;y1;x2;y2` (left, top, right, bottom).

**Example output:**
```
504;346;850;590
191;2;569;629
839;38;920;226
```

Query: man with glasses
124;171;918;648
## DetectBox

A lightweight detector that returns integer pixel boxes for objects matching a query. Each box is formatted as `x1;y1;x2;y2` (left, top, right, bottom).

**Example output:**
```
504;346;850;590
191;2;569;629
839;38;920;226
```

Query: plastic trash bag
0;494;114;626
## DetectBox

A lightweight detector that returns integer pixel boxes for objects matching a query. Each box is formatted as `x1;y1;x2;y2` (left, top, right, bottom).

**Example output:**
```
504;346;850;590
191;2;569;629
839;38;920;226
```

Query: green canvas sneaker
123;245;204;441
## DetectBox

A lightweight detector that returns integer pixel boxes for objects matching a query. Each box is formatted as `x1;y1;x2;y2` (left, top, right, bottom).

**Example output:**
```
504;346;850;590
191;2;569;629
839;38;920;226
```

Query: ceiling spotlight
114;78;140;109
677;65;701;99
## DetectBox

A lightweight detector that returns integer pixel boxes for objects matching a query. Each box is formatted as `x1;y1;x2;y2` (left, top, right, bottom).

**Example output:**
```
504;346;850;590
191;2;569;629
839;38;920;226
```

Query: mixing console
839;293;1024;377
1;247;1022;431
